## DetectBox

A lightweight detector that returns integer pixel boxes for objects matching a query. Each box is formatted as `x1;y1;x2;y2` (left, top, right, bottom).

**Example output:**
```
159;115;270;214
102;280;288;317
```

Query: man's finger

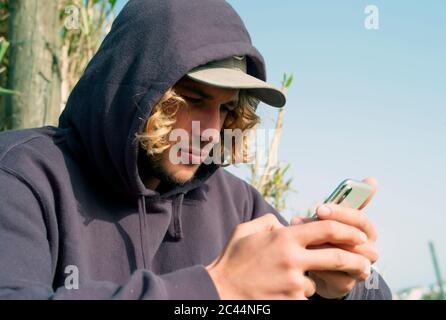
303;274;317;297
303;248;371;280
358;177;378;210
290;216;314;225
290;220;368;247
308;270;357;297
315;204;378;241
336;243;380;264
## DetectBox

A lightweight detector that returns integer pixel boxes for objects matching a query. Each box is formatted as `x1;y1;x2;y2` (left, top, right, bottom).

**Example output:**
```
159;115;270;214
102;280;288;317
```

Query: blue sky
115;1;446;292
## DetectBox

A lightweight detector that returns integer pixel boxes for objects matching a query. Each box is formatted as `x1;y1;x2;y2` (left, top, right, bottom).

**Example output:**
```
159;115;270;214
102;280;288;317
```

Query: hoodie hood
58;0;267;200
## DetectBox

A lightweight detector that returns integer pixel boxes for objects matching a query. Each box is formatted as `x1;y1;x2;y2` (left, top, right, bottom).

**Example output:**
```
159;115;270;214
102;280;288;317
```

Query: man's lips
178;147;208;164
188;147;204;157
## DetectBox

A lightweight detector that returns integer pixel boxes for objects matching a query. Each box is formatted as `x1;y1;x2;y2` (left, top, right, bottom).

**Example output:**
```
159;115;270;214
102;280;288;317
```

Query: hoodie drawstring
137;195;148;269
168;192;185;241
137;192;185;269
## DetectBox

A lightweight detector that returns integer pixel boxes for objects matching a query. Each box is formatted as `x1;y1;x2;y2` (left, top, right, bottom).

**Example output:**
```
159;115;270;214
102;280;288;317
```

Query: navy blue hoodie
0;0;391;299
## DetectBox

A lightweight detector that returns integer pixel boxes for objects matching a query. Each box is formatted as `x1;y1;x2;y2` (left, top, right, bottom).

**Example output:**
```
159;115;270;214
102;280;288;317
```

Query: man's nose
195;103;222;132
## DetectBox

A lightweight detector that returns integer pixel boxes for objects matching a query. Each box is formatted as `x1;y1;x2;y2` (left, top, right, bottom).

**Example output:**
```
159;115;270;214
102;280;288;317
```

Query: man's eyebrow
177;84;215;100
178;83;239;103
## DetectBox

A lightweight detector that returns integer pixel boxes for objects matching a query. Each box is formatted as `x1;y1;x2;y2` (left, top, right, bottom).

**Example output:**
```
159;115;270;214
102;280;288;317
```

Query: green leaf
285;74;294;88
0;87;19;96
0;39;10;63
281;73;287;87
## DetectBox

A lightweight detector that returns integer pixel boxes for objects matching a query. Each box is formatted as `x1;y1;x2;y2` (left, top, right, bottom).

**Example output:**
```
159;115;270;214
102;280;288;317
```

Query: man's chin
156;162;200;185
145;153;201;186
168;164;200;184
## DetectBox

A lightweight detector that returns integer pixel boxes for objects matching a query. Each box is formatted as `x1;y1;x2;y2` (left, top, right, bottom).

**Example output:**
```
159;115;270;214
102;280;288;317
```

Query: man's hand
206;213;370;300
291;177;379;299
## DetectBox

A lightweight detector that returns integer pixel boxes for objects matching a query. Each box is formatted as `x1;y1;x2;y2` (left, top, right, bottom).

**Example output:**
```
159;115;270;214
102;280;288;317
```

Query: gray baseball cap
187;56;286;108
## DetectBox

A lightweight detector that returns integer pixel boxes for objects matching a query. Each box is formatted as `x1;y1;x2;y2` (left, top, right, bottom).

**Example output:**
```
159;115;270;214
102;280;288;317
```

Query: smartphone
312;179;373;219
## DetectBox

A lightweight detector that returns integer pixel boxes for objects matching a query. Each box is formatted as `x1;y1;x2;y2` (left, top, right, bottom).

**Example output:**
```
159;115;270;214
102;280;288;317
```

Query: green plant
0;38;17;96
248;73;294;212
422;291;442;300
60;0;116;107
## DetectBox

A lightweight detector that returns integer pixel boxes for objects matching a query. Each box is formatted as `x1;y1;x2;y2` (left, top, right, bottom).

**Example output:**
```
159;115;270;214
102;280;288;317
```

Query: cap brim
187;68;286;108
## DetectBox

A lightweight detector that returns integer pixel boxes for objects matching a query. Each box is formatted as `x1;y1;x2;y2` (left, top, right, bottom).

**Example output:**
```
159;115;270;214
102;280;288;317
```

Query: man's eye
221;103;236;112
184;96;202;104
220;105;230;113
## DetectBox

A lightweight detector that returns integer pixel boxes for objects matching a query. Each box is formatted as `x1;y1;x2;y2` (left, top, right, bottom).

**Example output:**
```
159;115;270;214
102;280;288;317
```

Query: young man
0;0;391;299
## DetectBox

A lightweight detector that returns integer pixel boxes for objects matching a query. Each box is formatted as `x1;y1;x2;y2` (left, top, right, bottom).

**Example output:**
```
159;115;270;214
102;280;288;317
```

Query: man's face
146;77;239;185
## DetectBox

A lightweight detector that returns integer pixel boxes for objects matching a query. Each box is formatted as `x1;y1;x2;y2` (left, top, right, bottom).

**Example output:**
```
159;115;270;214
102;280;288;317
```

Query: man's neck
144;177;161;191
